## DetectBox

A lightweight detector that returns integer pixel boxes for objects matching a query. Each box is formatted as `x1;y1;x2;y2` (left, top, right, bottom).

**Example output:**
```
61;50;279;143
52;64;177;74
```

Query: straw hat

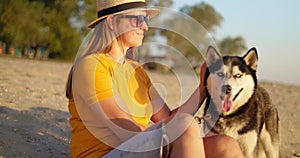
88;0;160;28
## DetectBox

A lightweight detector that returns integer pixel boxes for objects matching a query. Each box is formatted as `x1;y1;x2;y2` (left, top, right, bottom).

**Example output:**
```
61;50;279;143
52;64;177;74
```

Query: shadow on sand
0;106;71;157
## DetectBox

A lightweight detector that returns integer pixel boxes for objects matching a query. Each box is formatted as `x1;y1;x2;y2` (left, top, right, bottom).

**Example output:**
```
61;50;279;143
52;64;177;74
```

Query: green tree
159;2;223;63
0;0;11;43
46;0;81;59
0;0;46;48
178;2;247;58
218;36;247;56
31;0;81;60
75;0;96;34
158;2;246;65
0;0;81;60
0;0;246;61
180;2;223;32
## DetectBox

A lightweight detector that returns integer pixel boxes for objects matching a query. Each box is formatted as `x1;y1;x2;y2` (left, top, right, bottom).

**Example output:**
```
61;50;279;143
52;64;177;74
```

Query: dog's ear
243;47;258;71
206;46;221;67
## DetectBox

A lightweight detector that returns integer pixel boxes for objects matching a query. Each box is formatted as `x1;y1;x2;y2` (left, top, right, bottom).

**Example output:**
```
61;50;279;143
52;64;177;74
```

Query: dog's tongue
222;95;233;112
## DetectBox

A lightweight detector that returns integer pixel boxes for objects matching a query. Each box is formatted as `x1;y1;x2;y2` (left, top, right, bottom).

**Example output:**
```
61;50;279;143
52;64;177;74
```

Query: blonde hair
66;18;136;99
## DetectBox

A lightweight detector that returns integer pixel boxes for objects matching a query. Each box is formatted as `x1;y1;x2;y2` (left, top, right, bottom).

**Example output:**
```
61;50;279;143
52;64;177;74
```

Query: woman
66;0;244;157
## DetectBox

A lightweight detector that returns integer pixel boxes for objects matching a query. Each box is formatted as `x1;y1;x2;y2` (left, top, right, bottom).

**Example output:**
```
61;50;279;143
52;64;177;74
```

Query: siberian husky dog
202;46;280;158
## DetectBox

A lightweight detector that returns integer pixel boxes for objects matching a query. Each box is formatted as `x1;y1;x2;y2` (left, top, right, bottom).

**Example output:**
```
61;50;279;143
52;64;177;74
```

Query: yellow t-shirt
69;53;153;157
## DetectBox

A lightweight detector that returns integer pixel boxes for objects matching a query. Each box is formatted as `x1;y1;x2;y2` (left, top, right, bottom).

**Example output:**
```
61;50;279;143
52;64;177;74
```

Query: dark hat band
97;2;146;18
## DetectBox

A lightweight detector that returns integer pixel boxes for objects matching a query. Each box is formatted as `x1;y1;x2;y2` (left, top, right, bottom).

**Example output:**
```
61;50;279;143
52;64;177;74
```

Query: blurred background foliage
0;0;246;62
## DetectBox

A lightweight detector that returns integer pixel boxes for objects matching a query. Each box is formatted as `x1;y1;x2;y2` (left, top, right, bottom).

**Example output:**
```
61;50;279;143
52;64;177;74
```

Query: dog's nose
222;85;232;94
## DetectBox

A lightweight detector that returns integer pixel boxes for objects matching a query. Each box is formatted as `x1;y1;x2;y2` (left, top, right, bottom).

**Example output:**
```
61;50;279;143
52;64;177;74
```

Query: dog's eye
216;72;225;78
234;74;243;78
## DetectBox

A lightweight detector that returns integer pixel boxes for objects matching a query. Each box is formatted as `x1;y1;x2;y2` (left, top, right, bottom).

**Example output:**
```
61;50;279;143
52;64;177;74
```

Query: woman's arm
150;86;206;122
91;96;146;141
150;62;207;122
174;85;206;115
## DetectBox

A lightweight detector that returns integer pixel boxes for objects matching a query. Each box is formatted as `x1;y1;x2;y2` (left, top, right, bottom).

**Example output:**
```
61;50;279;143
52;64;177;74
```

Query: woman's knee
204;135;244;158
174;113;200;137
165;113;201;141
182;118;201;138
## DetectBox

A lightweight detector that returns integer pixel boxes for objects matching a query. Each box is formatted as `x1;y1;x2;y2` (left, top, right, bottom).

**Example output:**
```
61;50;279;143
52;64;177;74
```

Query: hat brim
88;7;160;28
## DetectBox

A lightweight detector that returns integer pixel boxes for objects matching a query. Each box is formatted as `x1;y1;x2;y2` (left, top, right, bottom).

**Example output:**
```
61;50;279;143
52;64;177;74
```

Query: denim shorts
103;121;169;158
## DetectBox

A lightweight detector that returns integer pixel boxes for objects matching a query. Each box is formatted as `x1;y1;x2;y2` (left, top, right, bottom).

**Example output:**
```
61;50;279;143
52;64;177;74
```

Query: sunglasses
116;15;150;28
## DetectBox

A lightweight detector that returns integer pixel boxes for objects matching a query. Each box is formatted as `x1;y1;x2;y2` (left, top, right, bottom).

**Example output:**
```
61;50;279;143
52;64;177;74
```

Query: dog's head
205;46;258;115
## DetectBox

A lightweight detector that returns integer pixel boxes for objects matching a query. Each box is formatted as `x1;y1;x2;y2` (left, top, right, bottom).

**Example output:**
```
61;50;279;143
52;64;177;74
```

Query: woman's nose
140;21;148;31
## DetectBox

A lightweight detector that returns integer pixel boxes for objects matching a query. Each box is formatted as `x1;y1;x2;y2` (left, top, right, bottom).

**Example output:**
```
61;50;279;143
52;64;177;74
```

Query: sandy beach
0;57;299;158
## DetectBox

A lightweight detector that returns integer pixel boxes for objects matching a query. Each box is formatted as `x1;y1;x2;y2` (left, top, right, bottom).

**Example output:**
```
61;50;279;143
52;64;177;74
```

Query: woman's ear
106;16;114;30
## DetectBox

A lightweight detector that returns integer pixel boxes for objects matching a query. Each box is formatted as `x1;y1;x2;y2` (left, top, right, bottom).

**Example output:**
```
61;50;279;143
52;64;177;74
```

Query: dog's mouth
220;88;243;112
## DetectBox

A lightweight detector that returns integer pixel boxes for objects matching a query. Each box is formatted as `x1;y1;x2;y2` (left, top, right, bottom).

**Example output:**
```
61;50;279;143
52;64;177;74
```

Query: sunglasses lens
145;15;150;23
137;15;150;27
116;15;150;27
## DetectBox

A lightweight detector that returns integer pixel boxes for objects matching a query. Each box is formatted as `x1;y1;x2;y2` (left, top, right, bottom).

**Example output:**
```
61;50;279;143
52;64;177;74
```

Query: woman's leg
164;113;244;158
203;135;245;158
166;114;206;158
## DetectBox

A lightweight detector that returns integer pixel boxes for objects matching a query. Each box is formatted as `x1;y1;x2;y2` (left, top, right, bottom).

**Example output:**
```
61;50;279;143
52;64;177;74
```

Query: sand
0;57;299;158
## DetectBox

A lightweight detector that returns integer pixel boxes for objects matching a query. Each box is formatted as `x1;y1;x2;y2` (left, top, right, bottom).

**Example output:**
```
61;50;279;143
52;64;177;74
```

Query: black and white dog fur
202;46;280;158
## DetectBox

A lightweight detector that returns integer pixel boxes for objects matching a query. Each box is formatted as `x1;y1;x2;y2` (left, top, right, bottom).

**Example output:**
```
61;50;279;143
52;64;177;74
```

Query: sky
172;0;300;86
